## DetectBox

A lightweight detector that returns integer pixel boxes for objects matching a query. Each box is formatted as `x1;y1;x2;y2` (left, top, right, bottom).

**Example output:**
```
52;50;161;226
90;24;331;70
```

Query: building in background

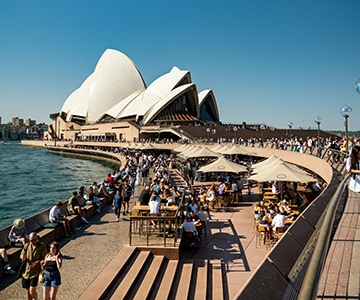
47;49;220;142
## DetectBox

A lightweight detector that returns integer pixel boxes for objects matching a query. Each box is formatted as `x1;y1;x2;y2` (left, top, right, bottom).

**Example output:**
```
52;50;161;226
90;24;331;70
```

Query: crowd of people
2;138;359;299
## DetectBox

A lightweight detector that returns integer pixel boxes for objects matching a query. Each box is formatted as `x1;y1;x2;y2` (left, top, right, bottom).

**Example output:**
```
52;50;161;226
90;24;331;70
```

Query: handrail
129;190;186;247
297;173;350;300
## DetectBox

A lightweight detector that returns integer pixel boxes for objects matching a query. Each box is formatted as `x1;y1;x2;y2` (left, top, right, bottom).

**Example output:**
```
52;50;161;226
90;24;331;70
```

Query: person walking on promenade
122;181;132;215
41;241;62;300
20;232;47;300
113;188;122;222
346;145;360;193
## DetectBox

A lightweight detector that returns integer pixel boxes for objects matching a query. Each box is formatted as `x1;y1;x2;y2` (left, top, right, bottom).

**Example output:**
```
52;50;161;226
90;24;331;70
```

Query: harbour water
0;141;114;229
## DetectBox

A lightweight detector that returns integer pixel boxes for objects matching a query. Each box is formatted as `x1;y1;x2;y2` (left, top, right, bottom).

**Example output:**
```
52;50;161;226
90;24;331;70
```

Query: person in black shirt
139;186;151;205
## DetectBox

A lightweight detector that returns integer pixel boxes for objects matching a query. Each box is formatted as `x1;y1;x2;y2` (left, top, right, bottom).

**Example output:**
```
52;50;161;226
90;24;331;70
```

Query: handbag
17;244;29;280
38;271;45;283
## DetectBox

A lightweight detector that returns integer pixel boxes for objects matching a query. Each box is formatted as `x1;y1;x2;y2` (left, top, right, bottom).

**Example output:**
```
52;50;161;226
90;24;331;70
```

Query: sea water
0;141;114;229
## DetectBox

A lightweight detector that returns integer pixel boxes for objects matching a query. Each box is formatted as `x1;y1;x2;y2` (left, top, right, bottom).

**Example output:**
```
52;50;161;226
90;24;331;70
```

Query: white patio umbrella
248;161;315;199
178;145;203;159
174;144;192;153
186;146;221;159
197;156;248;174
249;161;314;182
136;143;156;150
251;156;308;175
251;155;280;169
211;144;233;154
221;145;252;156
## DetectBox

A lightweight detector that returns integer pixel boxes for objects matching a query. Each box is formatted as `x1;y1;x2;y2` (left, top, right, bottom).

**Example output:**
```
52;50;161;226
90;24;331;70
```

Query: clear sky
0;0;359;131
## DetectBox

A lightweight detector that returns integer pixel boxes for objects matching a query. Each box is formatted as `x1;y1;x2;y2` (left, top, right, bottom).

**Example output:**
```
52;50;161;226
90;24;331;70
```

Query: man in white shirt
195;206;209;224
182;216;198;237
49;201;71;237
271;211;287;232
148;196;160;215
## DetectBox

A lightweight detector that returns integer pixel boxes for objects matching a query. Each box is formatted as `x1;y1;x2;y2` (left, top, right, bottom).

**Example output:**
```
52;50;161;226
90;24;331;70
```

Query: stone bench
0;193;112;277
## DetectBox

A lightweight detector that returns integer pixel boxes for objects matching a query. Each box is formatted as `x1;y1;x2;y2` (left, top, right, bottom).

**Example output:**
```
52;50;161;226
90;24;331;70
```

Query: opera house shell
56;48;218;125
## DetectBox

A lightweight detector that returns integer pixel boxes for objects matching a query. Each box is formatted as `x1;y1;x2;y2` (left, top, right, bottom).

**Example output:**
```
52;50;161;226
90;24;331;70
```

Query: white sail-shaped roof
61;49;146;124
86;49;146;123
114;66;191;120
143;83;199;124
61;74;94;122
198;89;219;121
58;49;219;126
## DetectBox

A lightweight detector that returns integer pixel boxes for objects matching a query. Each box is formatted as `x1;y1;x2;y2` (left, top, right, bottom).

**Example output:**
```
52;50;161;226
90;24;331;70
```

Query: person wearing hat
49;201;72;237
8;218;27;247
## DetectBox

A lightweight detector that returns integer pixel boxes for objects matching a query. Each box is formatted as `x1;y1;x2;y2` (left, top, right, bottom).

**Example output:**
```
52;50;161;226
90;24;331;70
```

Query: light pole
341;105;352;153
287;121;294;136
206;128;210;143
356;79;360;94
314;116;322;138
260;124;265;143
233;126;238;143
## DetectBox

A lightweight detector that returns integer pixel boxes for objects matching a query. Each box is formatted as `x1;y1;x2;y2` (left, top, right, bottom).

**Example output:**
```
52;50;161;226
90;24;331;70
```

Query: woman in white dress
135;166;142;186
346;145;360;193
206;183;217;210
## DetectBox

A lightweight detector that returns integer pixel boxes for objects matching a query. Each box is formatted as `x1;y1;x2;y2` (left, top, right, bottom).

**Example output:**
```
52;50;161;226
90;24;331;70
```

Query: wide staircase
79;245;226;300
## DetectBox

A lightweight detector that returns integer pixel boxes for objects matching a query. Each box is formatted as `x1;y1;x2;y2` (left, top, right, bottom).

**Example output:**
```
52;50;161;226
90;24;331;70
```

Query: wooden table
131;205;178;213
263;195;278;201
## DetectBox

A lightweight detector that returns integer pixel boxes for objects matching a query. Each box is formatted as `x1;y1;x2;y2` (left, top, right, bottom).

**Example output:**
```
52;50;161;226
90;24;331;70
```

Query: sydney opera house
48;49;220;142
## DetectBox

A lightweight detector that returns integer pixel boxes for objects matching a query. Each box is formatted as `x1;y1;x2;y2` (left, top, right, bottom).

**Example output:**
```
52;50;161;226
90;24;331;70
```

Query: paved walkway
317;188;360;299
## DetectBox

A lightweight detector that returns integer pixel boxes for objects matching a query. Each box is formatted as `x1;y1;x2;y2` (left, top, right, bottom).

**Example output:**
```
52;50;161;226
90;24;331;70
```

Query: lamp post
233;126;238;143
206;128;210;143
356;79;360;94
287;121;294;136
340;105;352;153
260;124;265;143
314;116;322;138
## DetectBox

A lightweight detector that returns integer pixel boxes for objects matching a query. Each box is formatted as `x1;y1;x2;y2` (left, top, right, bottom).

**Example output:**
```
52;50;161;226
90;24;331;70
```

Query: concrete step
133;255;165;300
194;259;208;300
174;260;194;299
210;260;224;300
110;251;152;299
155;260;179;300
78;245;137;300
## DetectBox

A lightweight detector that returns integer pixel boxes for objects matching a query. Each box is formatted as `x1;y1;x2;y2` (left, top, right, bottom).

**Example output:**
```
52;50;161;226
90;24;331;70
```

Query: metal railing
129;191;185;247
296;173;349;300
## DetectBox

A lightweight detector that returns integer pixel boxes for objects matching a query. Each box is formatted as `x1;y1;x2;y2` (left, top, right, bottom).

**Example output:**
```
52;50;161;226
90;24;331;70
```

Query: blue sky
0;0;359;131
